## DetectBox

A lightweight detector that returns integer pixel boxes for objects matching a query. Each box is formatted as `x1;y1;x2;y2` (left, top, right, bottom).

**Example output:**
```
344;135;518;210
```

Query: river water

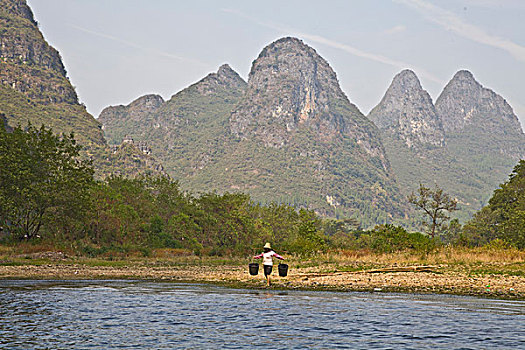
0;280;524;349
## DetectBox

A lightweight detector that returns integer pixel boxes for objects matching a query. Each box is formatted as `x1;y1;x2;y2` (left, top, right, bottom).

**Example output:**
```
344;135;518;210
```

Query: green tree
290;209;326;256
463;160;525;248
322;218;359;249
0;123;94;240
408;184;458;238
86;176;158;245
441;218;463;245
196;192;256;254
255;202;299;249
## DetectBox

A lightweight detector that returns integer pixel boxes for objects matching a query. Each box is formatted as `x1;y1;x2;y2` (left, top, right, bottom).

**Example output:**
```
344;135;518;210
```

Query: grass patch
1;245;524;275
0;258;58;266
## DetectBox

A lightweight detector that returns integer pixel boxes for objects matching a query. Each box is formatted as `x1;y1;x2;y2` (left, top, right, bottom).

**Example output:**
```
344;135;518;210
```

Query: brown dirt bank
0;262;523;300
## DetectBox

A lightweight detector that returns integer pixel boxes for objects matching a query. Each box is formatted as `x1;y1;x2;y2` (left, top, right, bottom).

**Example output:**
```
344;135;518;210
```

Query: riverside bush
356;224;435;254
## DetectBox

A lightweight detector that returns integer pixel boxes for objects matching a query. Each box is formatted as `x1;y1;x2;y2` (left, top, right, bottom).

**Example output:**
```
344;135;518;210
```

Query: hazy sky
27;0;525;126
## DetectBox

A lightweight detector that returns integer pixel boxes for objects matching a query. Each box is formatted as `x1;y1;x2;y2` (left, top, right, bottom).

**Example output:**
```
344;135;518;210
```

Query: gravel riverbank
1;262;523;300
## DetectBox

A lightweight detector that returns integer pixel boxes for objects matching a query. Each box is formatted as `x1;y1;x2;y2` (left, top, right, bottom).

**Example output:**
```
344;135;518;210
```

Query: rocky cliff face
230;37;384;160
436;70;523;136
368;69;445;149
0;0;77;104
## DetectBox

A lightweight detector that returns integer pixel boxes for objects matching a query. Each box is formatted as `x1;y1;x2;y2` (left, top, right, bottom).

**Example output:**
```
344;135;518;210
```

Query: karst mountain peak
368;69;445;149
436;69;523;136
230;36;374;149
185;63;247;97
391;69;423;90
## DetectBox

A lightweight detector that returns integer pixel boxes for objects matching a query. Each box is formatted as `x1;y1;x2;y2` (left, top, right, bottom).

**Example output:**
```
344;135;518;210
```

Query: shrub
359;224;435;254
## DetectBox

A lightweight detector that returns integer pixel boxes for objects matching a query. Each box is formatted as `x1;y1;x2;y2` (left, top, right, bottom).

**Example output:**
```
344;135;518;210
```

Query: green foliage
357;224;435;254
482;238;515;251
370;225;411;253
0;123;94;240
146;215;181;249
195;192;256;254
6;122;508;257
441;218;463;245
286;209;327;256
80;173;325;256
463;160;525;248
322;218;360;249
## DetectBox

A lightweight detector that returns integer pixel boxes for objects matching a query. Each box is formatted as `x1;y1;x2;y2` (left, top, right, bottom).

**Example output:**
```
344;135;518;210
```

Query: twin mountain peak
369;69;523;150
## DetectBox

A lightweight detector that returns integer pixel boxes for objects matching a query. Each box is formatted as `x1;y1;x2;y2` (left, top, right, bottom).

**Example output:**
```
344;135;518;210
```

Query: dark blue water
0;280;524;349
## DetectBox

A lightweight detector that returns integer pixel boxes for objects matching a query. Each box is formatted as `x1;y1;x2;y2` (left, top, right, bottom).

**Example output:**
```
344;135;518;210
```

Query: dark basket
278;263;288;277
249;263;259;276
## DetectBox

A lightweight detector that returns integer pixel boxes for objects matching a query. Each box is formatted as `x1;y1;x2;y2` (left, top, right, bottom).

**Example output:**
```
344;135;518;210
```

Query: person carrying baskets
253;243;285;286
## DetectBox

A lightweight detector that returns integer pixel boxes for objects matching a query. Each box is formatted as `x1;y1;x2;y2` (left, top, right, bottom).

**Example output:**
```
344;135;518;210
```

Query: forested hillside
100;38;409;227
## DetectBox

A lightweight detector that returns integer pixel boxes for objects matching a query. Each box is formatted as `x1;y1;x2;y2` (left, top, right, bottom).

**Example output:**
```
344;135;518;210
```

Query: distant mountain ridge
99;63;247;177
99;38;409;226
99;36;525;224
99;63;247;145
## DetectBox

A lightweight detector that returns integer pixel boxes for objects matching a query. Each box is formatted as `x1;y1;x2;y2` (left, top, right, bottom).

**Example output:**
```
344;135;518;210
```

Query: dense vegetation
380;133;520;222
462;160;525;248
0;123;427;256
0;124;93;240
1;124;523;258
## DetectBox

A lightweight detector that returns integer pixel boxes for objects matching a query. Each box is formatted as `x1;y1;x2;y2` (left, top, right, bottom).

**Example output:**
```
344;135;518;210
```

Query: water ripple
0;280;524;349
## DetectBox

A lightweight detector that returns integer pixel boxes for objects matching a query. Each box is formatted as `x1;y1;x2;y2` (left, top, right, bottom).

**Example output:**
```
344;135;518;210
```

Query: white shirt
262;251;281;266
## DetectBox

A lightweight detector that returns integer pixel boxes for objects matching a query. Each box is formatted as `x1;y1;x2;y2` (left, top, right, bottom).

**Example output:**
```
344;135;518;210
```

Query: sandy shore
0;262;523;299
